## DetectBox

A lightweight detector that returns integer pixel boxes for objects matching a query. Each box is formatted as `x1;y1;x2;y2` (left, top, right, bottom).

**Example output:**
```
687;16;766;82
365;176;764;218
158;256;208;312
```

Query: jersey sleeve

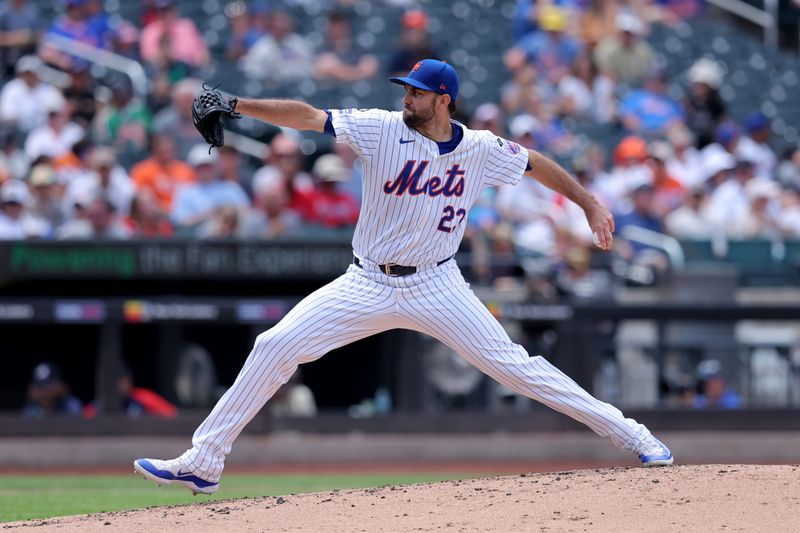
484;133;529;187
328;108;388;160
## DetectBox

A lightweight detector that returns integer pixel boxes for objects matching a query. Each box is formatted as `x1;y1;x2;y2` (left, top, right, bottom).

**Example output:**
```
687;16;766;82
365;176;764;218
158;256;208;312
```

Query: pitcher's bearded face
402;86;438;128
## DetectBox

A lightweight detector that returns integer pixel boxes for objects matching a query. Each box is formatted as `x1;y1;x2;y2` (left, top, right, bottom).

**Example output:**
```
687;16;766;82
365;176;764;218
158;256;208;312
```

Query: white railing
619;226;686;269
41;32;149;99
38;33;270;160
704;0;779;49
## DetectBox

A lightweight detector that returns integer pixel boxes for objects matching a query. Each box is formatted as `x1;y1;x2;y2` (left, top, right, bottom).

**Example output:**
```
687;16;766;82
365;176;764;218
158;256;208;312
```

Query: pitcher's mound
8;464;799;532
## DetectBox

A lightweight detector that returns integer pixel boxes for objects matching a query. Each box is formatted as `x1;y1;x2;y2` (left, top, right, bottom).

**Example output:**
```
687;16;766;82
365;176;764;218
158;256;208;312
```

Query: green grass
0;472;471;523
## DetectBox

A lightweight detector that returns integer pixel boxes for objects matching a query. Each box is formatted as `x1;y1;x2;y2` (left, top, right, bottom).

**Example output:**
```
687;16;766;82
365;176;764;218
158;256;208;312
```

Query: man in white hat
0;178;50;238
296;153;359;229
0;55;63;133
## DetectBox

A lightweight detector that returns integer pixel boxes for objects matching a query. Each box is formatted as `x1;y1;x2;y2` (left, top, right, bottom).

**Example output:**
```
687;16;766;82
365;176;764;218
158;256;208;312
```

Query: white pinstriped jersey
329;108;530;265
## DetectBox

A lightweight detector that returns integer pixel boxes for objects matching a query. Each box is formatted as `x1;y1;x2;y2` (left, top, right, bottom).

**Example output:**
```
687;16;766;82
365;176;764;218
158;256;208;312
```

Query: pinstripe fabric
180;262;652;482
392;261;648;452
329;109;528;266
180;268;397;481
174;110;655;482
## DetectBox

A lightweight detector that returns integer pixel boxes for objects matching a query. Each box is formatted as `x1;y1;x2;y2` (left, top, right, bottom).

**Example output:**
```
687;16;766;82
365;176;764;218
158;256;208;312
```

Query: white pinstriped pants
181;259;651;482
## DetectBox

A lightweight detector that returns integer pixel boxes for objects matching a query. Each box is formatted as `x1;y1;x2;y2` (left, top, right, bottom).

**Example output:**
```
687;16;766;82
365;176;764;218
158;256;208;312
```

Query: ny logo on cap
412;61;422;72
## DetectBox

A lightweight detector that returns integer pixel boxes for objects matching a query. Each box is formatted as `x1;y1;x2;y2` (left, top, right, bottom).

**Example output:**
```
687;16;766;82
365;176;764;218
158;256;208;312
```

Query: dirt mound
6;465;799;532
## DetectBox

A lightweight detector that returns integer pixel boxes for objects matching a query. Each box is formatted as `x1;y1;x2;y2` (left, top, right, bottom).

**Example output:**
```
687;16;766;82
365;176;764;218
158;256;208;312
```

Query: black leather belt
353;256;453;277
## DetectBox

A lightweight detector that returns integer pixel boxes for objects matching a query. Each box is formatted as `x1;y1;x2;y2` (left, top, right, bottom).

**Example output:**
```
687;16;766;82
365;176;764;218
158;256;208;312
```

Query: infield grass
0;472;471;523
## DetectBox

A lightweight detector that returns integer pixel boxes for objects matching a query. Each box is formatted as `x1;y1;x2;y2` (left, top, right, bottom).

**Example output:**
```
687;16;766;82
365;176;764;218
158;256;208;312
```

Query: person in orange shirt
130;133;195;211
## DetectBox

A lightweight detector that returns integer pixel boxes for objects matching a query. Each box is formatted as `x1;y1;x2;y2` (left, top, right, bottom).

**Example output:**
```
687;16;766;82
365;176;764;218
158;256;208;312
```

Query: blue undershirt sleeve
323;110;336;137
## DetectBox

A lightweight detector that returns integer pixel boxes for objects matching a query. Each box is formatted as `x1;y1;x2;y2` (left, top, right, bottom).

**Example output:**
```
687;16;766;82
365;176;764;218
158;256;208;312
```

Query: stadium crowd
0;0;798;275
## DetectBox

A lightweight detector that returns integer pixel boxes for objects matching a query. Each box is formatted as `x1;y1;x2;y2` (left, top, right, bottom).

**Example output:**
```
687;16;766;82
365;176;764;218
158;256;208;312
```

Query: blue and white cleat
134;458;218;495
637;435;674;467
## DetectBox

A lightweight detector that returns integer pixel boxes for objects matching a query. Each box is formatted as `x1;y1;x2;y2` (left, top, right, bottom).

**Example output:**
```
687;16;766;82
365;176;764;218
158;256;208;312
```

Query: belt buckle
384;263;400;277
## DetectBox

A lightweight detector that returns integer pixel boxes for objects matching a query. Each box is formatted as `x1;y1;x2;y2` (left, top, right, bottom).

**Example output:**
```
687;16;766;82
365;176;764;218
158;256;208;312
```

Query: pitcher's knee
252;330;293;364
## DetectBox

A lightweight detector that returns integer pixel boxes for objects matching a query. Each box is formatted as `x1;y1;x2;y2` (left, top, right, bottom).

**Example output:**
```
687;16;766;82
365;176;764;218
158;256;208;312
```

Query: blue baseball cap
390;59;459;102
745;112;769;133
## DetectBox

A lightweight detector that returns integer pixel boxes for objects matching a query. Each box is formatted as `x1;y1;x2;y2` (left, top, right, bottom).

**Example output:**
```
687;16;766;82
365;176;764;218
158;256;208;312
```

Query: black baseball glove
192;84;242;149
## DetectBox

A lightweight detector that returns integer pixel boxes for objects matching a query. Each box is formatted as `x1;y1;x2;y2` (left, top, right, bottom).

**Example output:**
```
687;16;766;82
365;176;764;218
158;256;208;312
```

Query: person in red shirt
296;153;359;228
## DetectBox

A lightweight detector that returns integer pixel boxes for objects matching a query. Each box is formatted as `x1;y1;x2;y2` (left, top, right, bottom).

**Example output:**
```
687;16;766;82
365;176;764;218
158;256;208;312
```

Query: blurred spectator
0;123;27;180
647;140;685;215
684;58;726;149
776;146;800;188
313;10;378;83
0;54;63;133
512;0;539;43
556;53;616;123
331;140;361;201
0;178;49;238
153;78;202;160
240;177;303;239
124;188;173;237
555;245;613;301
198;204;240;239
217;144;252;195
464;187;502;283
295;153;359;228
65;146;134;217
130;133;195;212
692;359;742;409
388;10;440;76
599;135;652;211
705;159;755;228
110;19;140;61
24;93;84;162
84;365;177;418
84;0;113;49
140;0;209;70
699;148;736;200
27;163;67;228
664;186;717;239
508;113;540;149
593;12;654;85
469;103;504;136
504;6;582;85
41;0;104;71
62;63;97;129
579;0;621;50
241;10;312;84
614;183;665;251
500;63;538;116
52;136;91;184
56;195;132;239
619;69;683;134
224;0;267;62
0;0;41;78
736;112;777;181
252;133;313;204
700;121;740;180
171;144;249;234
779;186;800;237
22;362;82;418
664;123;704;188
496;169;558;256
728;179;781;239
94;76;152;155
